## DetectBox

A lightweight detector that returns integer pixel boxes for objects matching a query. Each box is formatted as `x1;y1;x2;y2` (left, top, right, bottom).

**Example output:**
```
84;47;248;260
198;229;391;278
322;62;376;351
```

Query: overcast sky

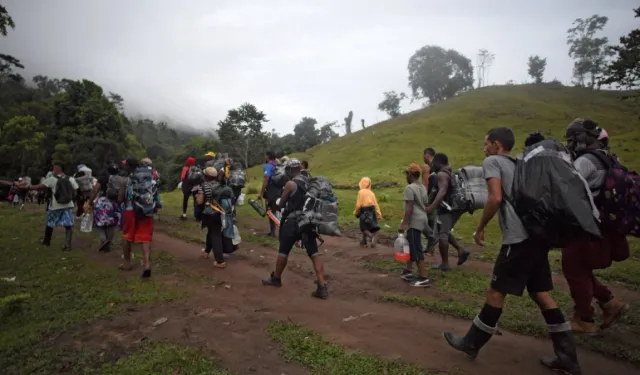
2;0;638;134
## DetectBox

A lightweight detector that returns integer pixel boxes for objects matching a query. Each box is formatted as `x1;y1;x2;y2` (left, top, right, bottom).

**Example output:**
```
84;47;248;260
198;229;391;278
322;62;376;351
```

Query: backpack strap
584;150;615;170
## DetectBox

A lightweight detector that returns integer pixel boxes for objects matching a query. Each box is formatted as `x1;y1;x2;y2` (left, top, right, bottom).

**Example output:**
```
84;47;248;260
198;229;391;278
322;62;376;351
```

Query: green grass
0;207;184;373
365;258;640;363
268;321;447;375
94;341;233;375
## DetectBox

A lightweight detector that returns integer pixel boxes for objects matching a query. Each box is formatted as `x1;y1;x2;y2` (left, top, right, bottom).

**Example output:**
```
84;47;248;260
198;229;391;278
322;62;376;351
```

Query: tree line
378;9;639;119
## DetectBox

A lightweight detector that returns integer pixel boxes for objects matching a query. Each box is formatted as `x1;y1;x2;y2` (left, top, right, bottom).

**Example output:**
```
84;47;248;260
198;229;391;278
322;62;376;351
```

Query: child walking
353;177;382;247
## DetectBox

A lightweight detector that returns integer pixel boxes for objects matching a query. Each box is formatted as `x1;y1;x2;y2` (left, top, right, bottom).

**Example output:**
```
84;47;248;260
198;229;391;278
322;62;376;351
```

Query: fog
3;0;637;134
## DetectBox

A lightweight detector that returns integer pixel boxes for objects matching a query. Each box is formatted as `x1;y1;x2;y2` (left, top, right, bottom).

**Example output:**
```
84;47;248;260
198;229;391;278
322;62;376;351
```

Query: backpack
106;175;123;200
293;176;341;236
130;167;157;217
271;164;289;188
441;169;469;212
503;139;601;248
458;165;488;213
186;166;204;186
586;150;640;237
54;175;75;205
229;169;246;188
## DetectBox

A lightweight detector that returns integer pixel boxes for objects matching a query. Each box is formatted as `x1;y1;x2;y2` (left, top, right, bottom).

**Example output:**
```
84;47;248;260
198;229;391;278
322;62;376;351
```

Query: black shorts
490;239;553;296
407;228;424;262
278;217;319;258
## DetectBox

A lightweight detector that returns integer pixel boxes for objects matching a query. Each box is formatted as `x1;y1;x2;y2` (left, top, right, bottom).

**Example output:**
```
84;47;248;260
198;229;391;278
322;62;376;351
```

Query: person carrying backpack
562;119;630;336
257;151;280;237
18;161;78;250
87;163;122;252
262;158;328;300
443;127;581;375
74;164;93;218
426;153;470;270
119;158;162;278
195;167;232;268
180;156;198;220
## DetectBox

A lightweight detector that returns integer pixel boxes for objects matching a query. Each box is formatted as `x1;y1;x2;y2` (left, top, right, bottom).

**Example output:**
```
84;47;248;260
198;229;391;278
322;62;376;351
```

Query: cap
204;167;218;177
141;157;152;166
405;163;421;174
121;159;127;165
598;128;609;140
204;151;216;158
284;158;301;168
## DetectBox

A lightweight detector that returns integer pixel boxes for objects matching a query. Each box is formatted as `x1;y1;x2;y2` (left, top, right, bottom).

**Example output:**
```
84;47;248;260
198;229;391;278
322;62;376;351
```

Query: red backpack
587;151;640;237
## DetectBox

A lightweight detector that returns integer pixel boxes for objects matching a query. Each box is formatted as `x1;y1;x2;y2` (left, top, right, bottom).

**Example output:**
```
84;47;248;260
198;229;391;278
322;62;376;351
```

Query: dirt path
120;219;635;375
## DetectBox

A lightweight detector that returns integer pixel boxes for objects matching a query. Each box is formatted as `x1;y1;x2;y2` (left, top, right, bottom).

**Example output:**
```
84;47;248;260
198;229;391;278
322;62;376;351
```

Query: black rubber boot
540;331;582;375
443;318;495;360
63;227;73;251
262;272;282;287
42;226;53;246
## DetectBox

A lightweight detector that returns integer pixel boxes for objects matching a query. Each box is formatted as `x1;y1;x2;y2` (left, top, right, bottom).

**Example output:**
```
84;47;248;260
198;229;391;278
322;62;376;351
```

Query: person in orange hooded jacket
353;177;383;247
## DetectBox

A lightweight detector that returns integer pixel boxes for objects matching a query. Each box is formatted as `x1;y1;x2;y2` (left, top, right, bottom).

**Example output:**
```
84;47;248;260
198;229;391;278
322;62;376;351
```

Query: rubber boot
540;331;582;375
443;317;495;359
42;226;53;246
63;227;73;251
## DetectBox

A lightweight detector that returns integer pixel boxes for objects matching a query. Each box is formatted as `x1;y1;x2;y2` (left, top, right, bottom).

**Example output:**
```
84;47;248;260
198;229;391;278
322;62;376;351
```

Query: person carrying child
353;177;382;247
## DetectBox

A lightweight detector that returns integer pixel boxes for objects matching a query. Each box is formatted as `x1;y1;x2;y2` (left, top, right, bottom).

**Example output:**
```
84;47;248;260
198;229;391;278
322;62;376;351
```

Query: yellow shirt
353;177;382;218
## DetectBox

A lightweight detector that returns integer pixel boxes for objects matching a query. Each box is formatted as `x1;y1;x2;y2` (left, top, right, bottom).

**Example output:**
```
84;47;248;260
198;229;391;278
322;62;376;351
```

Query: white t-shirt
43;175;79;210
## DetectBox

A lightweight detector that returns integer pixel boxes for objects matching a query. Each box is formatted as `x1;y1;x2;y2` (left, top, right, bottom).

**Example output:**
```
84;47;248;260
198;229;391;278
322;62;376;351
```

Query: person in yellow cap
204;151;216;167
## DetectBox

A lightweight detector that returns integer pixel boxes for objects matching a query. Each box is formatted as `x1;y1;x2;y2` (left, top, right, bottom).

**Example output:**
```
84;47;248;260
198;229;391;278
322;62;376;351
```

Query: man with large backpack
426;153;470;270
443;127;581;374
262;158;329;300
119;158;162;278
563;119;630;335
257;151;280;237
17;162;79;250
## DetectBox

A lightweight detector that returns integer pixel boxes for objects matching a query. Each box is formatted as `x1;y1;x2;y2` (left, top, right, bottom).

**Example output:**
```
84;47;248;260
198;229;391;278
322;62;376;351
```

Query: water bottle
394;233;406;252
80;213;93;233
394;233;410;262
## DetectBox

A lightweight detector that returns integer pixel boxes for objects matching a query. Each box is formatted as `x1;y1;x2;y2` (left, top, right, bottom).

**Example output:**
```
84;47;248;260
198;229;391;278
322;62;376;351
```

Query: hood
359;177;371;190
185;157;196;166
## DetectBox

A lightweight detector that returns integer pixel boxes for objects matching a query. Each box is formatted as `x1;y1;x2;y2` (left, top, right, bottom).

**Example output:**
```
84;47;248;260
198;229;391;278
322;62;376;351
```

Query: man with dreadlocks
563;118;629;336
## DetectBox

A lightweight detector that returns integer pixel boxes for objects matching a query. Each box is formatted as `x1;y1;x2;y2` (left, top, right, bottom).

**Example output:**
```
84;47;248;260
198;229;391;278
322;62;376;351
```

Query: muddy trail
58;211;636;375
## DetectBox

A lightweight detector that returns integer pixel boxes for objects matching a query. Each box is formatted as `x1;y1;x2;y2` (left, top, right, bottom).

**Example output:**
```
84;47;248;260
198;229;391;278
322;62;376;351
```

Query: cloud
2;0;638;134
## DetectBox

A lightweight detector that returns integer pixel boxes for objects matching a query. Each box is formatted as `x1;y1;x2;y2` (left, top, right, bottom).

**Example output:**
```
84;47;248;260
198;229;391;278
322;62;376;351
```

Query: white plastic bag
177;181;183;190
237;193;245;206
232;225;241;246
80;213;93;233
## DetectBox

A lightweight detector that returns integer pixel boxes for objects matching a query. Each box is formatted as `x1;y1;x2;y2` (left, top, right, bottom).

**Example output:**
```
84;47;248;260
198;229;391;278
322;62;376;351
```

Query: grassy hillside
237;83;639;256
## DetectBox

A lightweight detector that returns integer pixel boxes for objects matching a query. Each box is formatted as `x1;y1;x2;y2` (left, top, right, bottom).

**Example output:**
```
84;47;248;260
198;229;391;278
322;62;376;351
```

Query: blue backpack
131;167;157;216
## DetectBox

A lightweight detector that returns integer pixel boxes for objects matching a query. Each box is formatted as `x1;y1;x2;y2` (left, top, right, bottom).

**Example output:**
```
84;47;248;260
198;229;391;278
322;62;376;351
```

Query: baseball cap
204;167;218;177
204;151;216;158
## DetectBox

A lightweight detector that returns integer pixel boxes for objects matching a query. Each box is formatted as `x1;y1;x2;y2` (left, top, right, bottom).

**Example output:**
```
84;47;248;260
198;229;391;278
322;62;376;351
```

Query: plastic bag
232;225;241;246
237;193;245;206
80;213;93;233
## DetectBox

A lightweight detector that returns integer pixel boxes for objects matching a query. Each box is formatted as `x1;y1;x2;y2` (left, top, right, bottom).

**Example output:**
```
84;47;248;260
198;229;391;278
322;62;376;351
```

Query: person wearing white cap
262;158;328;299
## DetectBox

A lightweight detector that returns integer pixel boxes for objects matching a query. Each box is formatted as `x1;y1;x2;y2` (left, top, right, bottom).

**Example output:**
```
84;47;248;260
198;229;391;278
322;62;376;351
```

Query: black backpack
106;175;123;200
54;175;75;205
186;166;204;186
130;167;157;217
503;139;601;248
294;176;341;237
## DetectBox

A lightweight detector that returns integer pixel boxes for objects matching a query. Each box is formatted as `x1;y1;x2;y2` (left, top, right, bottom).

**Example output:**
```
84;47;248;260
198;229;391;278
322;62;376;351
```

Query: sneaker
410;277;432;287
180;214;187;220
400;269;414;282
370;234;377;248
312;284;329;299
262;272;282;287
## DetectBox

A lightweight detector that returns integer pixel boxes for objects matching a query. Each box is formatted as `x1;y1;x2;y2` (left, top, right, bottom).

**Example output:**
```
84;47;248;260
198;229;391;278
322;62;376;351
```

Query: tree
344;110;353;135
319;122;339;144
293;117;320;151
0;5;23;81
527;55;547;83
600;8;640;90
108;92;125;112
377;91;406;118
217;103;269;169
408;45;474;104
0;116;44;174
476;49;495;88
567;15;612;88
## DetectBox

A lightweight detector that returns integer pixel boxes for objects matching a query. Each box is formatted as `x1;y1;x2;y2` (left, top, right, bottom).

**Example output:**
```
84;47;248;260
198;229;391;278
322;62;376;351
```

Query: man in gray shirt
443;127;581;375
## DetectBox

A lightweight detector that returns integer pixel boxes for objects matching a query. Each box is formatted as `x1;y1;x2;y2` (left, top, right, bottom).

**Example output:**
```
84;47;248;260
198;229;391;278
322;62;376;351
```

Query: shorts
437;211;462;240
406;228;424;262
121;210;154;243
490;239;553;296
278;217;319;258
